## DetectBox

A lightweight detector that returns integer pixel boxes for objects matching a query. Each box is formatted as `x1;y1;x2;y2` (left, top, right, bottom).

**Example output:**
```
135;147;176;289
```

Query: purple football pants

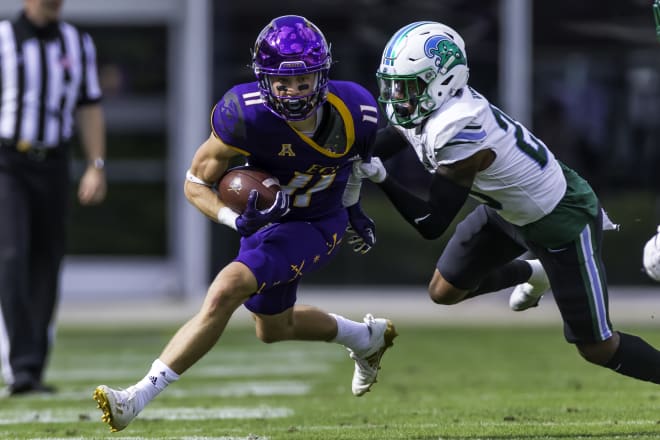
236;209;348;315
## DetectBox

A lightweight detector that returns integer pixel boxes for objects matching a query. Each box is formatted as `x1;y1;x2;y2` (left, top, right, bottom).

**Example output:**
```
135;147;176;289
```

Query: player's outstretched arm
379;170;469;240
354;151;492;239
372;126;409;161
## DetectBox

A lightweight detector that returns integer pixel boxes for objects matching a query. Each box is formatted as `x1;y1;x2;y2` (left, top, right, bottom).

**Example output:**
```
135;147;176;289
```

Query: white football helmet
643;225;660;282
376;21;469;128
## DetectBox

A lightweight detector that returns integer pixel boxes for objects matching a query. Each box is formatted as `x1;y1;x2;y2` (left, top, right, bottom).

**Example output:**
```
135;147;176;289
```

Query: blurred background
2;0;658;304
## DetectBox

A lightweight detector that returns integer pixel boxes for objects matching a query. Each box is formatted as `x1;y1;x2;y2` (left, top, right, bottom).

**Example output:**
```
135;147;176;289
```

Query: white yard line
31;437;264;440
0;406;292;425
57;286;660;327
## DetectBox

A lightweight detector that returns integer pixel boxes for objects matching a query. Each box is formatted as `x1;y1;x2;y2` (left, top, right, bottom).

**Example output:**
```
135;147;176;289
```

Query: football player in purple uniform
93;15;396;432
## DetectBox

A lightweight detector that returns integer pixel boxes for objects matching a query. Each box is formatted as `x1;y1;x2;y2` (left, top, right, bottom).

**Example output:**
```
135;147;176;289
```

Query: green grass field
1;322;659;439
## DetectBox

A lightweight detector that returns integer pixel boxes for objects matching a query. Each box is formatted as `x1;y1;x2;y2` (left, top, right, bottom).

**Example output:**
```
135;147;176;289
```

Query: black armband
380;172;470;240
373;126;408;160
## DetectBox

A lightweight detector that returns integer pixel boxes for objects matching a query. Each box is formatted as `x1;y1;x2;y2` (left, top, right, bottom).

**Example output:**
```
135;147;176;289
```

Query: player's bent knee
202;287;252;319
256;330;281;344
428;274;464;304
428;283;455;305
255;323;291;344
203;262;258;315
203;289;242;316
428;286;444;304
576;337;619;366
428;283;463;304
429;288;463;305
254;312;293;343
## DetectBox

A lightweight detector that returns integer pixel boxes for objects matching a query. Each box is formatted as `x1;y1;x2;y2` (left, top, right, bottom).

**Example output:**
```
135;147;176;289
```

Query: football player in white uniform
642;0;660;281
646;4;660;282
355;21;660;384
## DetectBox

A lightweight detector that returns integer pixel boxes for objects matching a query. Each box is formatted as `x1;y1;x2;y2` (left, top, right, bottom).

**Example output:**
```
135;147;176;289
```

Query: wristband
217;206;239;230
186;169;213;186
342;171;362;207
91;157;105;170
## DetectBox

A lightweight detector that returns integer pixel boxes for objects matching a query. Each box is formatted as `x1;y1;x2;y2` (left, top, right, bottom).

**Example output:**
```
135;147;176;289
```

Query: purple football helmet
252;15;332;121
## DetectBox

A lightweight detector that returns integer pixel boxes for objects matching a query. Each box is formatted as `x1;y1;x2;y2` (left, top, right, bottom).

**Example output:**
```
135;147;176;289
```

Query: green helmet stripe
382;21;434;66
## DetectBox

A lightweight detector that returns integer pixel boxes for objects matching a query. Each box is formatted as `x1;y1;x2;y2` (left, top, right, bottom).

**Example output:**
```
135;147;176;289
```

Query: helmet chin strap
285;98;305;112
419;98;433;112
279;95;319;121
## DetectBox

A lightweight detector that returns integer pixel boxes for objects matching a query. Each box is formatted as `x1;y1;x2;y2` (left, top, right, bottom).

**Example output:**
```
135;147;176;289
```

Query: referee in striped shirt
0;0;106;396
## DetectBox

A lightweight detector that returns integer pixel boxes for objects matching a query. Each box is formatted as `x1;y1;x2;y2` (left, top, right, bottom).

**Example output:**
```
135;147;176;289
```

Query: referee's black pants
0;146;69;388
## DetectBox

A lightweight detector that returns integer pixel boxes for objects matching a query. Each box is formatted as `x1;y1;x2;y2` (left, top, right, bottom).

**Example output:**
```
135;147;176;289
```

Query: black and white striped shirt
0;13;102;149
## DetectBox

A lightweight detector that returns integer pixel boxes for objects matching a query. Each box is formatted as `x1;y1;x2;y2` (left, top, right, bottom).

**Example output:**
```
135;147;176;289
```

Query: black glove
236;190;289;237
346;203;376;254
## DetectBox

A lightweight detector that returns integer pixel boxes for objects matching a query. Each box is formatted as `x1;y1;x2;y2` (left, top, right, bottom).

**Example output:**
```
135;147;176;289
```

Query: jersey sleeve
428;97;487;166
344;82;380;161
358;125;378;161
77;31;103;105
211;88;248;147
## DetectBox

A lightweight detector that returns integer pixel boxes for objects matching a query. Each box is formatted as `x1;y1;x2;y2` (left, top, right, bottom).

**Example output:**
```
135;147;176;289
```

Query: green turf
1;323;659;439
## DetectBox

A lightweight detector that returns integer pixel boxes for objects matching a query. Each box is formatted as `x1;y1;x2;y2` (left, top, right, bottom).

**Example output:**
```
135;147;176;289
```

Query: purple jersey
211;80;379;221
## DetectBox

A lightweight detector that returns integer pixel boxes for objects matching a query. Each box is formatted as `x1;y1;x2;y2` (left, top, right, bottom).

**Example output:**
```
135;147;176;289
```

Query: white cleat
348;313;398;396
93;385;140;432
509;259;550;311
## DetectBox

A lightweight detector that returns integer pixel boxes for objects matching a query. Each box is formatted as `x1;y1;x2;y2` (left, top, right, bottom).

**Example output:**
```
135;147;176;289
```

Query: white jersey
394;86;566;226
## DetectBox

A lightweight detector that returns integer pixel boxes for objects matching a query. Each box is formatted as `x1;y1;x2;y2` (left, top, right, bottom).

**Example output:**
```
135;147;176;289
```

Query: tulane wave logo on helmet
423;36;466;75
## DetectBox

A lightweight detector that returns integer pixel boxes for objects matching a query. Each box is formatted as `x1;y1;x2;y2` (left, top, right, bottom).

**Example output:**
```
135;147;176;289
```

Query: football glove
352;157;387;183
236;190;289;237
643;225;660;282
346;203;376;254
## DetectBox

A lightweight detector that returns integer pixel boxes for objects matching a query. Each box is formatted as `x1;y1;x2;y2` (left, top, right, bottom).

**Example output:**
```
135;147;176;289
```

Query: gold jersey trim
287;93;355;158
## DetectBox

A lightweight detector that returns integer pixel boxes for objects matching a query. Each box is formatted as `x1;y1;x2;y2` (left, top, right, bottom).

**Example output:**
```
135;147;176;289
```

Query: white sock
129;359;180;412
329;313;370;353
527;259;546;284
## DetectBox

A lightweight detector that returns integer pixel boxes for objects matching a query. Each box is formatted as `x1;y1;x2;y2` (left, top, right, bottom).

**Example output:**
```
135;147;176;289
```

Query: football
217;166;281;214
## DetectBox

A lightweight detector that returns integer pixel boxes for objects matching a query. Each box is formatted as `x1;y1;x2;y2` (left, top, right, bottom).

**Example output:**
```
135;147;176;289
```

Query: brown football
217;167;281;214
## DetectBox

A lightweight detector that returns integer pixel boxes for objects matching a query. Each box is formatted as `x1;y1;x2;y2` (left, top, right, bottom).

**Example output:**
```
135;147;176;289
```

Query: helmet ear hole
441;75;454;86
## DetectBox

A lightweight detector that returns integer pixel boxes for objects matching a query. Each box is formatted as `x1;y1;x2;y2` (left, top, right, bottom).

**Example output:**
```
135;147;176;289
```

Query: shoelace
350;349;382;371
115;389;138;414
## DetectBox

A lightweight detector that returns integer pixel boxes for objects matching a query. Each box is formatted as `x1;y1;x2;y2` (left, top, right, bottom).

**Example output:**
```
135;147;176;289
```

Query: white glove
352;157;387;183
643;225;660;282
